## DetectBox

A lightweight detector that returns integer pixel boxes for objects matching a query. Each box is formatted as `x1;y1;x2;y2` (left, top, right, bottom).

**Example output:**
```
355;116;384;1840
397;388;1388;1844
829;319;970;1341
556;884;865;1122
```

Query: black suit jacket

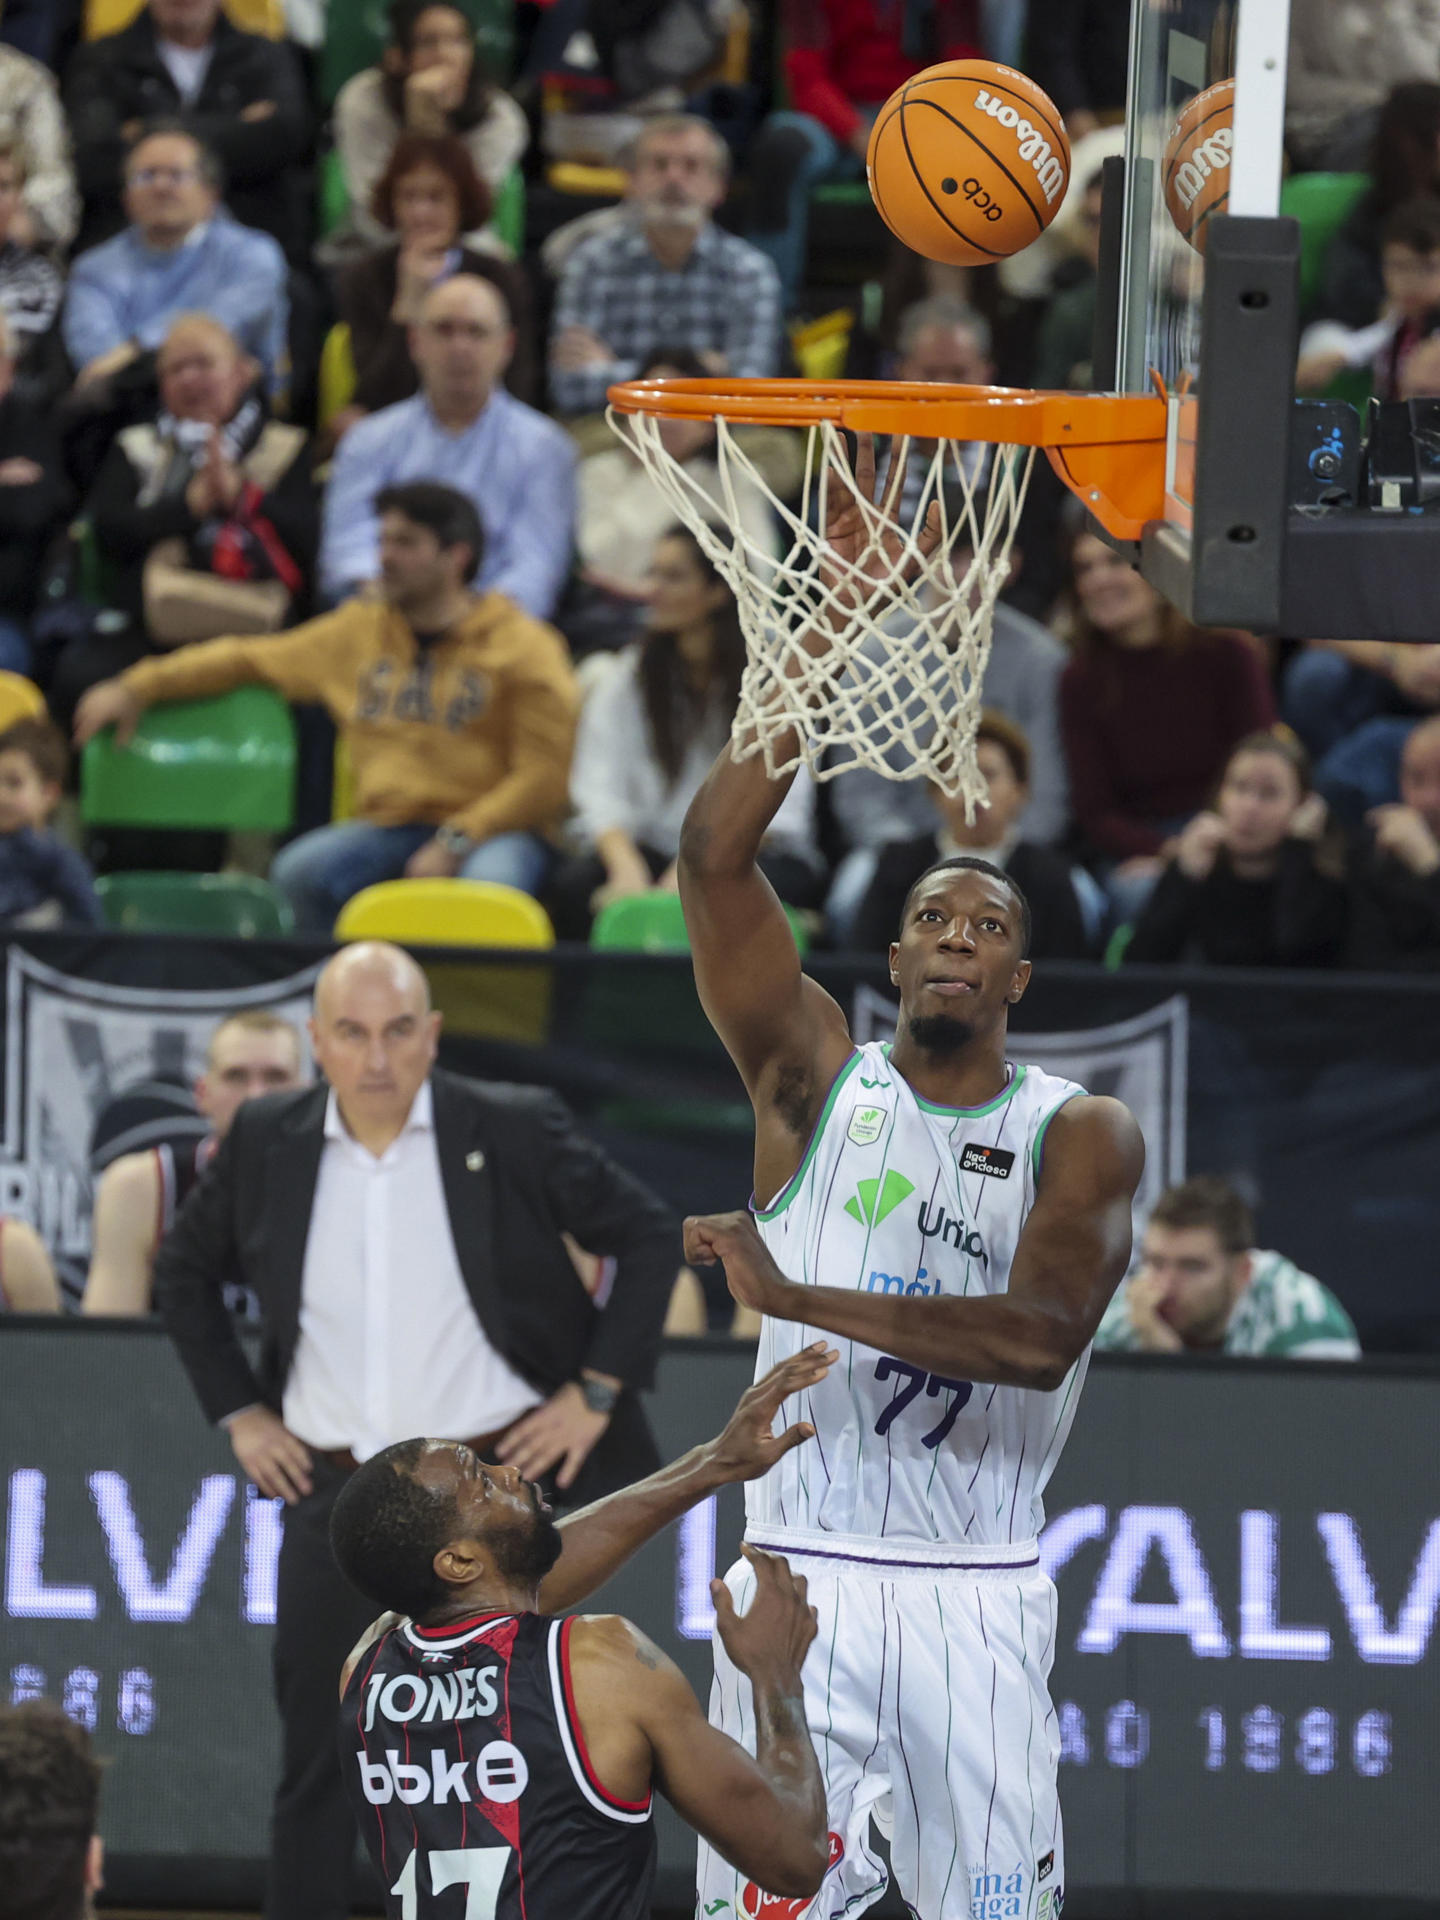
153;1070;679;1498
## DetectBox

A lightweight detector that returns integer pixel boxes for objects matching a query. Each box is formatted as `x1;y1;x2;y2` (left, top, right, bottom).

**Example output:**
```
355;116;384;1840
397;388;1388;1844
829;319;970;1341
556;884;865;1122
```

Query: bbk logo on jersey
358;1740;528;1806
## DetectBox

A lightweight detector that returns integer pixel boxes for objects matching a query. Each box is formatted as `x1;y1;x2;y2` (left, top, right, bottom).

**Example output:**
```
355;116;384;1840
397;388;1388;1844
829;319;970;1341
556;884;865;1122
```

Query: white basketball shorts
695;1526;1065;1920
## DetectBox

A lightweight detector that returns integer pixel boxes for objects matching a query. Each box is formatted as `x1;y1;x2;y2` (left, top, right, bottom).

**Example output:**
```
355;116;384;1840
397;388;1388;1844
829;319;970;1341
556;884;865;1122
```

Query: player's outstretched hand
706;1343;840;1484
684;1210;796;1316
712;1544;818;1685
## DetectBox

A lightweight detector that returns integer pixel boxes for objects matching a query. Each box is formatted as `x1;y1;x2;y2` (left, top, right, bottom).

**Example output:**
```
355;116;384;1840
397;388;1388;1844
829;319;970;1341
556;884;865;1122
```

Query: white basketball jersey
749;1040;1088;1547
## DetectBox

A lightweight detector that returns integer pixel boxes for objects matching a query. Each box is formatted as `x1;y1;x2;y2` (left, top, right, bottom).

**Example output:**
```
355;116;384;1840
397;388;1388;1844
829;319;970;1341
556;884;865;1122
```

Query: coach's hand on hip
228;1406;314;1503
496;1378;617;1488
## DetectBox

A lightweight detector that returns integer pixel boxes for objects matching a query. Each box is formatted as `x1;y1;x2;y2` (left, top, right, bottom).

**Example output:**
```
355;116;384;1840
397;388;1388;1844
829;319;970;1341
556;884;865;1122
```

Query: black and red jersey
340;1610;656;1920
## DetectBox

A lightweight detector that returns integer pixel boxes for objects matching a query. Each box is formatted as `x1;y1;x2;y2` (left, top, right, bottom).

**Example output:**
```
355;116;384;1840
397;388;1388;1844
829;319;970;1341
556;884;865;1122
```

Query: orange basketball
1162;77;1234;253
866;60;1071;268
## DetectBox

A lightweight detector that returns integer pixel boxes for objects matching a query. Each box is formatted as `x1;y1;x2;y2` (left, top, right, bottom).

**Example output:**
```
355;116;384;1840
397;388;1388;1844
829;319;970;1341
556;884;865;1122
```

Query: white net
608;409;1036;810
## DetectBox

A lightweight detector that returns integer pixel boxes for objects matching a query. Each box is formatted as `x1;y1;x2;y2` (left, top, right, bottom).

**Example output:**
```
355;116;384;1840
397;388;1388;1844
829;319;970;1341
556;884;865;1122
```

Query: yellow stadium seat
335;880;555;1044
86;0;283;35
0;673;47;733
335;879;554;948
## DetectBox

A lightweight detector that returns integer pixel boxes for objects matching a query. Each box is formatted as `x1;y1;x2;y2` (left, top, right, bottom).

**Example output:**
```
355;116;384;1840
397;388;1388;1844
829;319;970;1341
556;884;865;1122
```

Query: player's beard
907;1011;976;1056
489;1493;564;1586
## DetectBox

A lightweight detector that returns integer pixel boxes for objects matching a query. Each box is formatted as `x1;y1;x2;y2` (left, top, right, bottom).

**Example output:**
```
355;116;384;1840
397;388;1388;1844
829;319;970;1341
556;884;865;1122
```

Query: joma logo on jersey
844;1170;915;1226
362;1666;499;1733
918;1201;988;1263
357;1741;528;1806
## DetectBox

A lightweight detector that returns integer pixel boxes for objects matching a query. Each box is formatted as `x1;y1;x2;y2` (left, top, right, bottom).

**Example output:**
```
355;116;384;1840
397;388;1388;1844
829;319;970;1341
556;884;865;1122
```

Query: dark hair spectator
1320;81;1440;328
850;711;1094;958
0;1700;103;1920
1344;711;1440;970
550;525;824;938
0;303;69;677
330;132;536;438
1124;730;1347;966
62;0;313;262
0;713;101;928
333;0;527;254
1056;521;1276;922
1286;1;1440;171
375;478;484;580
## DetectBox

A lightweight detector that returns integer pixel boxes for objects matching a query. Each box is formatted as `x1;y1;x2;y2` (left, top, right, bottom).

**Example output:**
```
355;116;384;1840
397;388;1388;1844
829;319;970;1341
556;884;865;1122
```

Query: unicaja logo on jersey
844;1170;915;1226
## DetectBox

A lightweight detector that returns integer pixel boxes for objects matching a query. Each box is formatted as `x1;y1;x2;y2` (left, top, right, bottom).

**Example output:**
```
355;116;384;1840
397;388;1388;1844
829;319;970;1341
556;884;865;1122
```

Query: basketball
1162;77;1235;252
865;59;1072;268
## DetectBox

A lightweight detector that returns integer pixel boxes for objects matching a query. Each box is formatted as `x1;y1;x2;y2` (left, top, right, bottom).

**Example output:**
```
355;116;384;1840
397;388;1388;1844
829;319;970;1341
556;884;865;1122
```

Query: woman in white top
550;526;824;938
333;0;529;253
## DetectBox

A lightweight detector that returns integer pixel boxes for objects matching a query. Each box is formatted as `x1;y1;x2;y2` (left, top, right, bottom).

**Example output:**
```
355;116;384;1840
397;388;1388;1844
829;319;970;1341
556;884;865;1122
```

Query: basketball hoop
606;378;1165;806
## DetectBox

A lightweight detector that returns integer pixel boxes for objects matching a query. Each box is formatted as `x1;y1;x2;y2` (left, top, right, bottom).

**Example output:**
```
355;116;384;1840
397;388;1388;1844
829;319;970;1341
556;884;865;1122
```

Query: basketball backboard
1100;0;1440;638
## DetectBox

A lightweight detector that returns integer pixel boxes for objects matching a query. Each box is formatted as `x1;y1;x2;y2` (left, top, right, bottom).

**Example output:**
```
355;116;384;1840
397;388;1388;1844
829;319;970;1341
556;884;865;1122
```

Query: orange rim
607;377;1169;542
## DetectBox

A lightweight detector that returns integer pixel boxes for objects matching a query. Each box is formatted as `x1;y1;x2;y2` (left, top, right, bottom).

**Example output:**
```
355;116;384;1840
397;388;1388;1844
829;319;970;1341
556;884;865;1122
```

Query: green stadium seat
591;890;810;954
81;688;297;834
1279;171;1370;317
96;871;295;937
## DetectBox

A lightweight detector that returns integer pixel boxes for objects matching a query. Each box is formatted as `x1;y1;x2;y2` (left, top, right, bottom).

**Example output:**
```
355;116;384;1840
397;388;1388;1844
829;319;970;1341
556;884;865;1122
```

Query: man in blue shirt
320;274;576;620
62;124;289;401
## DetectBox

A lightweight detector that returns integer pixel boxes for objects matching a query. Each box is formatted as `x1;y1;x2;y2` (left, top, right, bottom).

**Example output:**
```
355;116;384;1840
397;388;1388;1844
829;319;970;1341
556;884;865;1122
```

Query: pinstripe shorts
695;1528;1064;1920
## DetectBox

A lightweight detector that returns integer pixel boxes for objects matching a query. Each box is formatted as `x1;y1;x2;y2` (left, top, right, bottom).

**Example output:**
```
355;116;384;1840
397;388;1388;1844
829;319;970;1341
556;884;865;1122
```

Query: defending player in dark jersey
332;1351;837;1920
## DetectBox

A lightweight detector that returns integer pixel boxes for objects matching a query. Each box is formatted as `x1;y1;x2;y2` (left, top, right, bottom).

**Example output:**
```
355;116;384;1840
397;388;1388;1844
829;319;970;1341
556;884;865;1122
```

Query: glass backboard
1116;0;1291;534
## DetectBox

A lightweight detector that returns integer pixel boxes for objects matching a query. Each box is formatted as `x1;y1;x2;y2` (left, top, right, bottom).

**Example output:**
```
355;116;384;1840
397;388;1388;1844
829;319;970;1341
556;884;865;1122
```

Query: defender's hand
706;1343;839;1483
712;1544;818;1685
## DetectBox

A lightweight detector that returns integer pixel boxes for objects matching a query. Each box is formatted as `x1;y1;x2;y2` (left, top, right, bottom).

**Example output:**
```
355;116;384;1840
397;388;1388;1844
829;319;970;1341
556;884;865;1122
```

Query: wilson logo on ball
973;90;1068;203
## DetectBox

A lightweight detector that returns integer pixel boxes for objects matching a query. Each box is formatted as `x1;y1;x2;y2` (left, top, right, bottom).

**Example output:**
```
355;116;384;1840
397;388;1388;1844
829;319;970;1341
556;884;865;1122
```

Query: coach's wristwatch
435;825;473;861
579;1377;622;1416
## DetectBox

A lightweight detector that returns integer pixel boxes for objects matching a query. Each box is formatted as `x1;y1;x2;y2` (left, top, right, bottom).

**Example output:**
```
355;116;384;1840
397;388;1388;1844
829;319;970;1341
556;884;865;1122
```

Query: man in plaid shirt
548;115;781;418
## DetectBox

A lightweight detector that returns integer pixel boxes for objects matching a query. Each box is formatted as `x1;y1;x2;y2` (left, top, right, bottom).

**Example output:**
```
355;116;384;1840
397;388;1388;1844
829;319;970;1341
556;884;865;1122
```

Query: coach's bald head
310;943;439;1149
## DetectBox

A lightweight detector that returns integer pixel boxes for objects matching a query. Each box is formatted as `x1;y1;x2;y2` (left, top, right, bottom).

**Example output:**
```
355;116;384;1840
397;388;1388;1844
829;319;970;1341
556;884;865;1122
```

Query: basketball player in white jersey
675;441;1145;1920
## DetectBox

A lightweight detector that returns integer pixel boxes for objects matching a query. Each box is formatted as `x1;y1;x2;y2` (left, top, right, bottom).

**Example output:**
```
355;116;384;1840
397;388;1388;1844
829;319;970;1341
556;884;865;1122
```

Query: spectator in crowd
0;1700;104;1917
1320;81;1440;330
550;526;823;939
0;0;84;72
1125;731;1347;964
1286;0;1440;173
850;711;1091;957
62;126;290;402
1345;710;1440;969
322;275;574;618
333;0;527;253
0;718;102;927
549;115;780;419
83;1009;306;1318
63;0;312;261
0;44;78;247
569;346;777;656
75;483;579;929
0;145;65;399
1297;197;1440;402
50;313;316;727
151;938;679;1920
1096;1176;1360;1359
0;309;70;674
1283;633;1440;820
880;296;996;515
330;131;535;442
1024;0;1130;140
741;0;981;310
1057;528;1276;920
0;1215;60;1310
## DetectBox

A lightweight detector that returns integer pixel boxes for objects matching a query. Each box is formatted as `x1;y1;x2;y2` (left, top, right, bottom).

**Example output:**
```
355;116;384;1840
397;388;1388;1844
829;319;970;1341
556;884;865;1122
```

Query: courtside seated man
677;438;1146;1920
330;1364;837;1919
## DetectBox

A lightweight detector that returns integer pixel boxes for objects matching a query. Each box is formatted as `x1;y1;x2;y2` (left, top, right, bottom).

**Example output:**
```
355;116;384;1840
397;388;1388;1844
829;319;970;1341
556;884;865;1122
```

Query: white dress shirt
283;1082;541;1462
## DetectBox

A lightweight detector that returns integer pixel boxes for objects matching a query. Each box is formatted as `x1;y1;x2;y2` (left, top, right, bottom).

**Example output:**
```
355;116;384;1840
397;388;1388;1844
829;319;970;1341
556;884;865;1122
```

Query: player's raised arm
686;1095;1145;1390
569;1548;830;1896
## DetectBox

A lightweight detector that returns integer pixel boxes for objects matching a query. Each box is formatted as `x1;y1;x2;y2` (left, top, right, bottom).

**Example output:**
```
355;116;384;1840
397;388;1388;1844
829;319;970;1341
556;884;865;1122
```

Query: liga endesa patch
959;1143;1015;1179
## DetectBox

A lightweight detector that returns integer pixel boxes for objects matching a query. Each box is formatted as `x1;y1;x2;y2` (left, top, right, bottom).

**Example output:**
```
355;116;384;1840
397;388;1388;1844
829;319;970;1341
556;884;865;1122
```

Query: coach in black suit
154;940;679;1920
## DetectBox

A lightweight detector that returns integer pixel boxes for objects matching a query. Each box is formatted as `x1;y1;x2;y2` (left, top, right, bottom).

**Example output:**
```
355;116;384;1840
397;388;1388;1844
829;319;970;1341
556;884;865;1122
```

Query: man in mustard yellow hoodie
75;481;579;932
